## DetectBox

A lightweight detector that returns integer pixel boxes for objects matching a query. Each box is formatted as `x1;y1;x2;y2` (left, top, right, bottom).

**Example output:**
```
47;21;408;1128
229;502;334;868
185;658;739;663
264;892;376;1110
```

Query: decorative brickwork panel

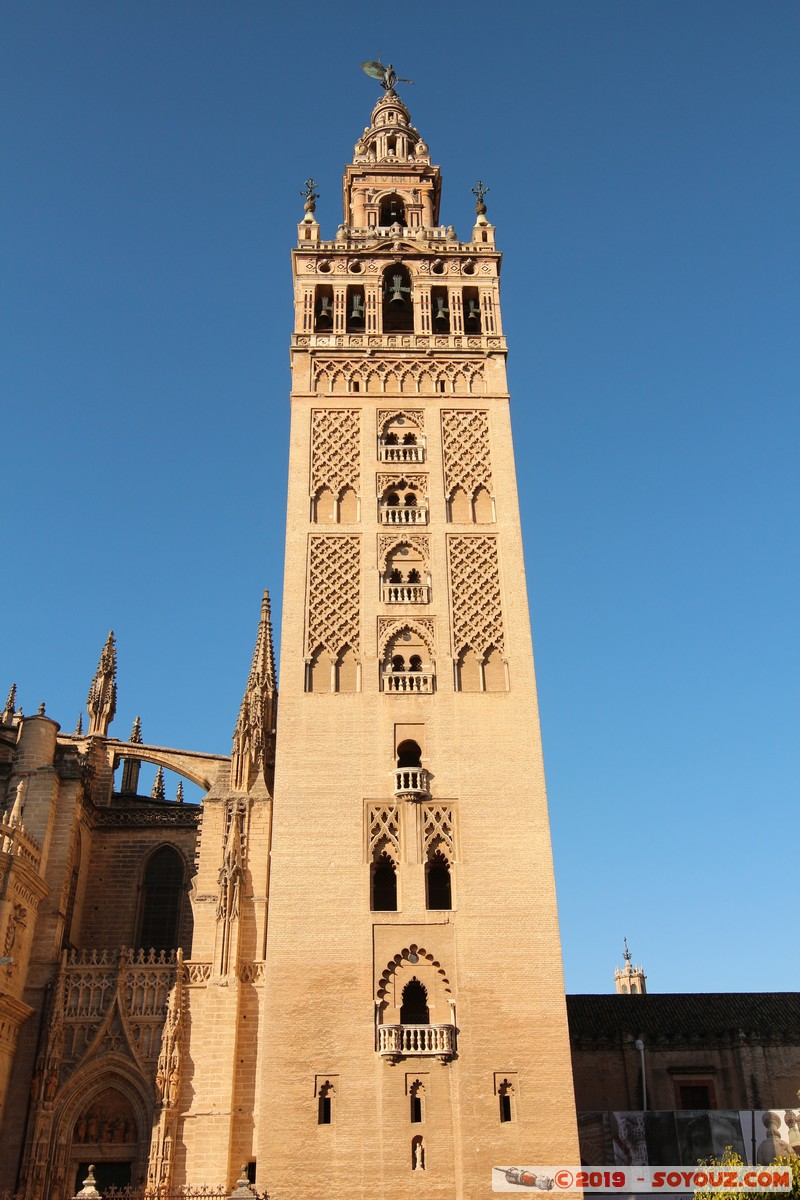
441;410;493;500
310;409;360;498
306;536;361;657
447;535;505;659
368;803;400;859
313;357;485;395
421;803;455;858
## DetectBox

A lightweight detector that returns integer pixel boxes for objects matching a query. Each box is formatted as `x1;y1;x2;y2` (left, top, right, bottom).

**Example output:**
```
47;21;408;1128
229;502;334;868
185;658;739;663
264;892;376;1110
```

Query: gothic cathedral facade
0;82;578;1200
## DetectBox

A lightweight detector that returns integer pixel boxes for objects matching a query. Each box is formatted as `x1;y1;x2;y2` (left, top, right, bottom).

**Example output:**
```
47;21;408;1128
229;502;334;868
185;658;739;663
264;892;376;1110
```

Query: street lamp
634;1038;647;1111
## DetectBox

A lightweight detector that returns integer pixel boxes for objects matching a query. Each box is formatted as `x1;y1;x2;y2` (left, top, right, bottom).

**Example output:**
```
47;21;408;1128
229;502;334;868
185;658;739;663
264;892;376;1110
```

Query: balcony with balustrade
378;1023;455;1062
382;583;430;605
379;504;428;526
378;438;426;465
383;670;434;695
392;766;430;799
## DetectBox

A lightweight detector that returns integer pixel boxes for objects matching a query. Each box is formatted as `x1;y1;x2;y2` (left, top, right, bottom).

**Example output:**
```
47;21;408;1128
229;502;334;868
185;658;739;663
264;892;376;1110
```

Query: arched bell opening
383;265;413;333
431;286;450;333
463;286;482;332
380;193;406;226
314;284;333;332
346;284;365;332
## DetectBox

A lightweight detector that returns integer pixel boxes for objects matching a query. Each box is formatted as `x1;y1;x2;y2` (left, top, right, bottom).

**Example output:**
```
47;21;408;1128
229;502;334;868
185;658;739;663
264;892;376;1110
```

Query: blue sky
2;1;798;994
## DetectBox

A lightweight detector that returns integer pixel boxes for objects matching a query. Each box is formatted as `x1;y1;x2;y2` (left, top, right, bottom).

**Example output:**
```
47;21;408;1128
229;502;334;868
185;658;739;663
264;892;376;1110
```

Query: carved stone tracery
447;535;505;659
441;409;493;500
368;803;400;860
310;408;361;499
313;357;485;395
306;536;361;659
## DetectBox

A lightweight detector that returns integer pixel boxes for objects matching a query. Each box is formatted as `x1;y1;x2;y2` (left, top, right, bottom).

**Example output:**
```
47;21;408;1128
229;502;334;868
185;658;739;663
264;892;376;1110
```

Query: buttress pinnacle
231;590;278;792
87;631;117;737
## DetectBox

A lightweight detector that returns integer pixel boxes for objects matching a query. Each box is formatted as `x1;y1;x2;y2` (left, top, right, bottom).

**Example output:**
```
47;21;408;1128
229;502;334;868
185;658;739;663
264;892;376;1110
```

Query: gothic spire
86;631;117;737
75;712;84;735
130;715;143;744
151;767;166;802
231;590;278;792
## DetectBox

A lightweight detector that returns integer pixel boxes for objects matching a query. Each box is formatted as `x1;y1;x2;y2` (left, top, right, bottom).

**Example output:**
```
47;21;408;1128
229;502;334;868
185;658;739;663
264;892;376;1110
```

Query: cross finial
472;180;490;216
301;179;319;215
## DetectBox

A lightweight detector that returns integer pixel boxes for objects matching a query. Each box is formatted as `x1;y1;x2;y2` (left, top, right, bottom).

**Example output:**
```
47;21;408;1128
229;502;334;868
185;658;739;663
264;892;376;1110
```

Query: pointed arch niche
379;621;435;694
376;946;455;1062
380;534;430;605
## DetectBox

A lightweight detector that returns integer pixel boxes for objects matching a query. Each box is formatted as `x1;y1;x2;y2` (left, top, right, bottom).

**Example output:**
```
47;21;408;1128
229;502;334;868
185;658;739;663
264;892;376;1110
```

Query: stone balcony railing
382;584;430;605
0;820;42;869
378;443;426;464
378;1023;455;1061
383;672;434;695
392;767;430;798
379;506;428;526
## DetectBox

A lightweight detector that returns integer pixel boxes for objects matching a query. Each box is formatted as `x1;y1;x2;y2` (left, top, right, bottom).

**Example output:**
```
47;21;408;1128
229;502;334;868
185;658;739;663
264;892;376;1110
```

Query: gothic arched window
372;852;398;912
137;846;185;953
426;851;452;910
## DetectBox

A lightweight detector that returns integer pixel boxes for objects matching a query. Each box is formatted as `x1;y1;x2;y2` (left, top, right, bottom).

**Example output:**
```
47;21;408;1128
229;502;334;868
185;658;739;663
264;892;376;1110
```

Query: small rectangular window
411;1096;422;1123
246;1163;256;1185
500;1093;513;1123
319;1095;331;1124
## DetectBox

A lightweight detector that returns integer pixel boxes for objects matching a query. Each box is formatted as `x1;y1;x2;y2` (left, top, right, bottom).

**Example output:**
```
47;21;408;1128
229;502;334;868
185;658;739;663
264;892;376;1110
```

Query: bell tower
259;68;579;1199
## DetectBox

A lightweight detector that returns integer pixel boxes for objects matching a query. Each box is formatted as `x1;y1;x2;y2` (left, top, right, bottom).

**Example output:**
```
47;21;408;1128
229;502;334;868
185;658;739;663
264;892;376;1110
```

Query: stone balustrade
378;1023;455;1059
392;767;430;798
384;672;434;695
379;506;427;526
382;584;430;604
0;819;42;868
378;443;426;464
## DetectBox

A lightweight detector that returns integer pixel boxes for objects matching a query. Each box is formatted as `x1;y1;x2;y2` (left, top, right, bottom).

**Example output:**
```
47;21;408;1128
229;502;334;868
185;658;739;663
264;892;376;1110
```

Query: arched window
336;645;358;693
498;1079;515;1123
400;978;430;1025
410;1080;425;1123
318;1080;335;1125
391;655;406;673
380;193;406;226
383;265;413;333
426;851;452;910
137;846;184;952
397;740;422;768
372;852;397;912
306;645;327;692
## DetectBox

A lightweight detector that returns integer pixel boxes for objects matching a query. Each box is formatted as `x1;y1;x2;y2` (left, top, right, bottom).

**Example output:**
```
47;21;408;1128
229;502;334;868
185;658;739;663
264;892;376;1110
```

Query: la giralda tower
258;66;579;1199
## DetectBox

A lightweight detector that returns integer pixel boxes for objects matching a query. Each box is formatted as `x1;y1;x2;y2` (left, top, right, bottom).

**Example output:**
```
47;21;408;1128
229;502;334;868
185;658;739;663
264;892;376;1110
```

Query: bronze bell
387;275;409;304
465;298;480;324
433;297;449;323
350;296;365;322
317;296;333;323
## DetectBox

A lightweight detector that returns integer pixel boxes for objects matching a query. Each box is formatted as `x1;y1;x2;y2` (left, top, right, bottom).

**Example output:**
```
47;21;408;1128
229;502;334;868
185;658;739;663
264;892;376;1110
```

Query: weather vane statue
361;56;414;98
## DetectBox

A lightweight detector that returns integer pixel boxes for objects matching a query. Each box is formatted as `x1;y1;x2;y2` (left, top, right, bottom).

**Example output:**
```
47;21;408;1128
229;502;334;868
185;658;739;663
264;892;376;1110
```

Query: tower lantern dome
344;95;440;230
